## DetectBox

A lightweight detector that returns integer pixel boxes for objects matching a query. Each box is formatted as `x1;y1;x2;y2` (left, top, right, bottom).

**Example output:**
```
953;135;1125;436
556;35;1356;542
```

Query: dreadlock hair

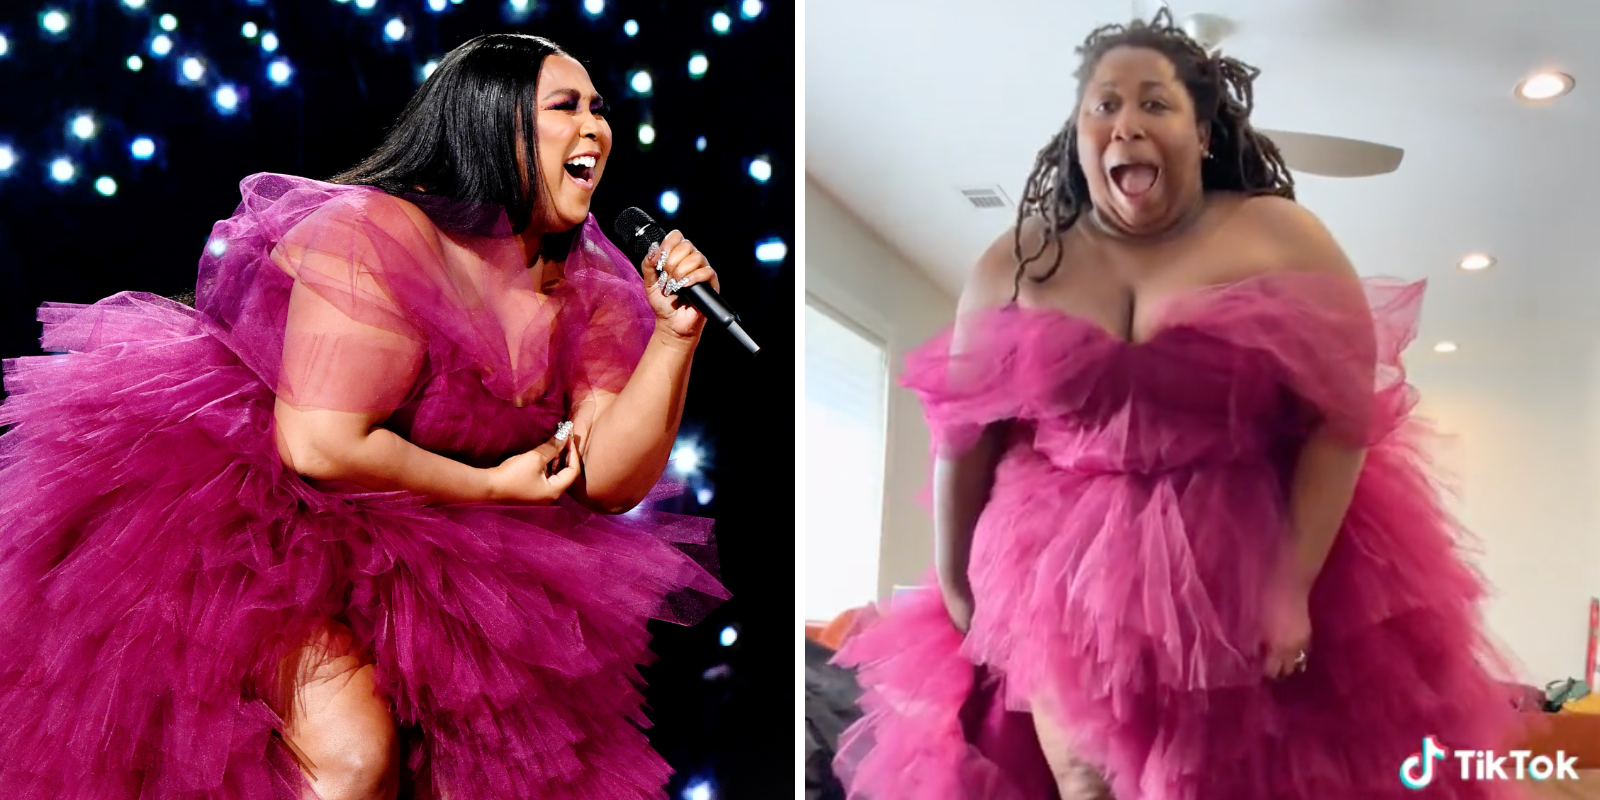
1012;7;1295;299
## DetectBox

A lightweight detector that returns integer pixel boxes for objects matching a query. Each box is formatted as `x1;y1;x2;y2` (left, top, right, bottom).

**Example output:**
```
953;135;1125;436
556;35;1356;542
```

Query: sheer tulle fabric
0;173;725;798
834;273;1530;800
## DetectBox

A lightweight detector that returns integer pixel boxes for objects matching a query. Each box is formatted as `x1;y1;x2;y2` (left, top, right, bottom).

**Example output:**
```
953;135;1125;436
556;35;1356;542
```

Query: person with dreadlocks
831;11;1529;800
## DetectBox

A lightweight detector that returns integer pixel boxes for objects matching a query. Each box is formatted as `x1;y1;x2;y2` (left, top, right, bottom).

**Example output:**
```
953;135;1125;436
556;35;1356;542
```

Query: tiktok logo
1400;736;1448;789
1399;736;1580;788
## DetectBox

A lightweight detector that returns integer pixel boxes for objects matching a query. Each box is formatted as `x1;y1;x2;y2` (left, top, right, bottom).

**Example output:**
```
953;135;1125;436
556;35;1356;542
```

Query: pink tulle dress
0;173;726;798
834;273;1531;799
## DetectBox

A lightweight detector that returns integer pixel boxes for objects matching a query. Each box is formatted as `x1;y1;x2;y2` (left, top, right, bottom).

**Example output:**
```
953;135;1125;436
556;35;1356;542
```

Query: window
804;300;889;622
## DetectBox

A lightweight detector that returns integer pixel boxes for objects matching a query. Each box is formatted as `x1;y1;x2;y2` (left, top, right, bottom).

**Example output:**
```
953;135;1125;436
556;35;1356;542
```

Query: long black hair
332;33;578;250
1013;8;1295;293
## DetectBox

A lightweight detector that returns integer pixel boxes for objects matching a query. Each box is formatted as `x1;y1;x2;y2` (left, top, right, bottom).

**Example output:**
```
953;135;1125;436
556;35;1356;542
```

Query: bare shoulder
964;215;1054;313
1233;194;1356;279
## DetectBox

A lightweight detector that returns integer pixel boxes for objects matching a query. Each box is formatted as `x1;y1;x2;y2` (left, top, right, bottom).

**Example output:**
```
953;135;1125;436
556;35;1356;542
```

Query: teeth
565;155;596;168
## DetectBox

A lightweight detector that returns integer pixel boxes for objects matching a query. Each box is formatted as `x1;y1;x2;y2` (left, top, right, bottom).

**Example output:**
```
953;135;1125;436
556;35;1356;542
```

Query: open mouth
563;154;597;186
1109;162;1160;198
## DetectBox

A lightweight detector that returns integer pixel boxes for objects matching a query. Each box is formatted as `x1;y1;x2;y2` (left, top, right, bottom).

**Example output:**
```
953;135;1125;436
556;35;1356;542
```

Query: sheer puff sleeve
271;195;431;414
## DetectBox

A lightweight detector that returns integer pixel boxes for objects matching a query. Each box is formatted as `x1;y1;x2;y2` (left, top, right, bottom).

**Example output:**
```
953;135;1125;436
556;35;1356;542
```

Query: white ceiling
805;0;1600;352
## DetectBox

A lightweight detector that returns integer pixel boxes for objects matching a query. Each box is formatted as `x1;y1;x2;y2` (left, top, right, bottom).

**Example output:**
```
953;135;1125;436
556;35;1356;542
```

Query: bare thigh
274;620;399;800
1032;699;1116;800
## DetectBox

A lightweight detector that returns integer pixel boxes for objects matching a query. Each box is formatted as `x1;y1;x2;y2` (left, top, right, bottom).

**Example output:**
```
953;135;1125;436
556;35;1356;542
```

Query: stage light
130;137;156;160
624;19;639;36
741;0;763;18
382;18;406;41
427;0;448;10
755;237;787;263
0;146;16;174
355;0;378;9
683;780;714;800
50;158;76;184
420;60;440;81
688;53;708;78
711;11;731;34
0;35;9;57
242;22;258;38
41;9;70;37
630;70;652;94
180;57;206;83
122;0;146;8
158;13;177;31
333;0;350;4
508;0;532;12
260;32;278;52
267;58;293;85
638;123;656;145
748;156;772;183
150;35;172;57
126;54;144;71
720;625;738;646
69;113;96;141
670;441;699;473
697;487;713;504
213;84;240;114
208;237;228;257
696;136;707;152
95;176;117;197
583;0;605;16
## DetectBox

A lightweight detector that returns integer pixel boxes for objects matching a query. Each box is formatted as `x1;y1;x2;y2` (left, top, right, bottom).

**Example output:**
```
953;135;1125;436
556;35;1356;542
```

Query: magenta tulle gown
834;273;1531;799
0;173;727;798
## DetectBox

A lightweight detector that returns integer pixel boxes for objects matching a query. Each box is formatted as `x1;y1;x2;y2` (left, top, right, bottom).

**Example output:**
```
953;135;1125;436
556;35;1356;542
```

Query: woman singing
0;33;726;800
834;11;1527;799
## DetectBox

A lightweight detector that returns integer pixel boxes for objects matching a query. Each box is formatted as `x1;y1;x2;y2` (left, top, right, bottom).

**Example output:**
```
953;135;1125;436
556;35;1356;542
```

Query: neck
1089;191;1208;243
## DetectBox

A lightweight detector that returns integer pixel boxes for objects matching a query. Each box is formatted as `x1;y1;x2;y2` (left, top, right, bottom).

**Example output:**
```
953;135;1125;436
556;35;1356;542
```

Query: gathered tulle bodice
192;173;653;465
906;271;1427;477
997;306;1304;476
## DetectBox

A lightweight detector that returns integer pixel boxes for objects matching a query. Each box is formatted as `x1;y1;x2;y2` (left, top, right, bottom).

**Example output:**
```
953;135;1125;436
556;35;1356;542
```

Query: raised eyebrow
1093;79;1173;92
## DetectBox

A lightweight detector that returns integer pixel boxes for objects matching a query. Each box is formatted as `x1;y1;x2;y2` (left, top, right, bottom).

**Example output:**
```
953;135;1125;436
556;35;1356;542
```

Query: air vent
960;185;1011;209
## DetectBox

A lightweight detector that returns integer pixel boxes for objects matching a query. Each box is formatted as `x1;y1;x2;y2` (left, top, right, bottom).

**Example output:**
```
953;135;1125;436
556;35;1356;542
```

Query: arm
1251;196;1374;594
564;230;716;514
565;324;696;513
1247;197;1374;677
934;225;1035;631
274;402;576;505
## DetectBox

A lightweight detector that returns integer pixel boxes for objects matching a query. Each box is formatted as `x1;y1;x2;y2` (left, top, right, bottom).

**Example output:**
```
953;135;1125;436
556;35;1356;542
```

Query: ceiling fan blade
1258;129;1404;178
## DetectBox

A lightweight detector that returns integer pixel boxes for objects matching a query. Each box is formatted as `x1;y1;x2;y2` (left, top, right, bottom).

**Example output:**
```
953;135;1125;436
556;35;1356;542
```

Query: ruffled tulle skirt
835;423;1531;800
0;293;725;799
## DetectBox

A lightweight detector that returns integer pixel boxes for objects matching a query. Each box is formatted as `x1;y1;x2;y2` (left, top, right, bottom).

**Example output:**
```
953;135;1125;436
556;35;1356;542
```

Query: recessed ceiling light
1434;341;1459;354
1516;71;1574;101
1458;253;1495;271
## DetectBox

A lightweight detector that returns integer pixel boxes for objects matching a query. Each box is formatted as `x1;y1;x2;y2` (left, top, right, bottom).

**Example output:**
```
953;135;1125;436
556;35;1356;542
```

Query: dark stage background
0;1;794;797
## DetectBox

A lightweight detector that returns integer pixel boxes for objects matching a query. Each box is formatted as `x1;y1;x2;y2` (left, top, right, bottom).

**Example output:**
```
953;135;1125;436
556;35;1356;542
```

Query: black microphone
613;207;760;355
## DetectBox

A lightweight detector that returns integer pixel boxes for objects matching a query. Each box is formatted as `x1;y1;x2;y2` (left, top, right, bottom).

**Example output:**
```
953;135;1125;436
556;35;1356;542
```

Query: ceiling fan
1129;0;1404;178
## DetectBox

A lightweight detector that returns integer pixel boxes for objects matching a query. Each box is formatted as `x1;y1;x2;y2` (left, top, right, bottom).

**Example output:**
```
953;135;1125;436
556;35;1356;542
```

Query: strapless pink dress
835;273;1530;799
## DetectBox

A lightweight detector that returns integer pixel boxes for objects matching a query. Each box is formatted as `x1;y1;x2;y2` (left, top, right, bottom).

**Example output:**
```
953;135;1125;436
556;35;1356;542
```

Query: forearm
1284;427;1367;591
932;427;1004;589
276;402;496;505
572;324;697;512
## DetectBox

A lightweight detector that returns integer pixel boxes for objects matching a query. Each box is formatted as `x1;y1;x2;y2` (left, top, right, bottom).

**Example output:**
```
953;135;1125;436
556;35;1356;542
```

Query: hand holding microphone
614;207;760;355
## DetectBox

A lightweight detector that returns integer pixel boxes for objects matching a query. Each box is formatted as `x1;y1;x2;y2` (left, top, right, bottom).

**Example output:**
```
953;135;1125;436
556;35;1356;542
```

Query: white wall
1409;326;1600;686
805;177;1597;685
804;178;956;602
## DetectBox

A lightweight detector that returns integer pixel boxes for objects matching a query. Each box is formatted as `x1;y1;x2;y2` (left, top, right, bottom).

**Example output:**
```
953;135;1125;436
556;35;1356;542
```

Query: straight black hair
332;33;579;257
